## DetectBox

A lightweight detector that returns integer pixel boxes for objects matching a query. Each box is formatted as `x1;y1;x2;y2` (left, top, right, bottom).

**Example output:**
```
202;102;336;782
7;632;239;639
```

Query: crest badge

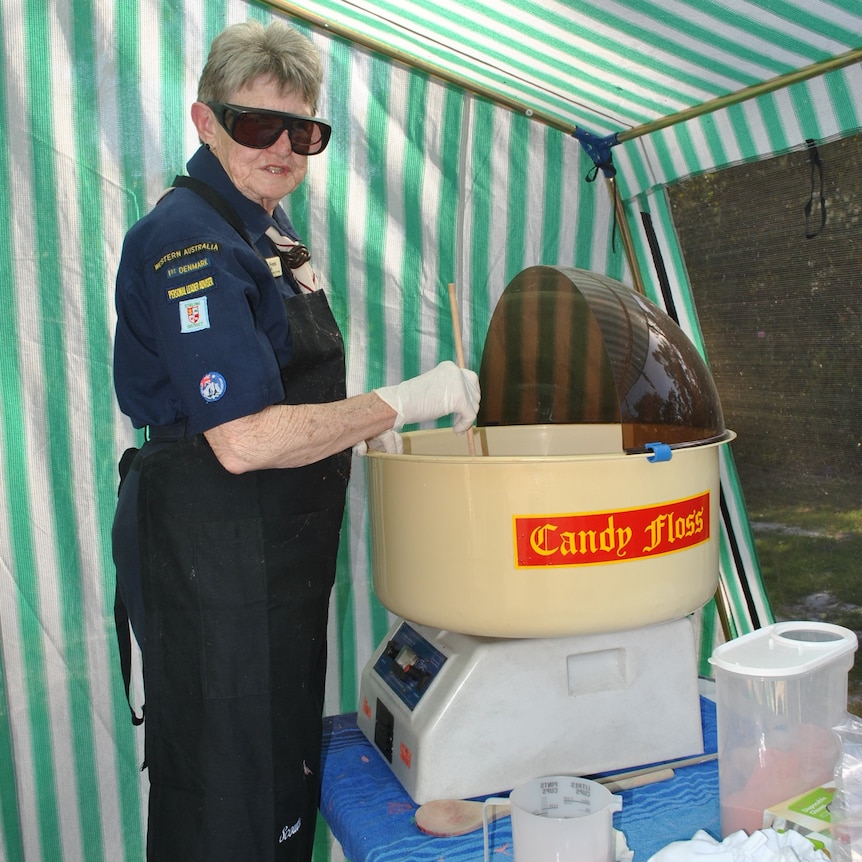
180;296;210;333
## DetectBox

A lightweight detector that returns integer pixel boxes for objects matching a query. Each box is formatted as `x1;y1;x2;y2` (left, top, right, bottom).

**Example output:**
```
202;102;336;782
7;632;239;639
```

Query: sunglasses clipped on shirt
207;102;332;155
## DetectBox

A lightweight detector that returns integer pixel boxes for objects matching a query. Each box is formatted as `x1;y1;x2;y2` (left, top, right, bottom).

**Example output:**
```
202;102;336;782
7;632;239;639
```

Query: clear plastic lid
709;621;858;678
477;266;731;453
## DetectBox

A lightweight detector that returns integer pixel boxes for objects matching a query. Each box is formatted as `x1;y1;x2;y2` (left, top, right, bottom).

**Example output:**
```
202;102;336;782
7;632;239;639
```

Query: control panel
371;622;448;710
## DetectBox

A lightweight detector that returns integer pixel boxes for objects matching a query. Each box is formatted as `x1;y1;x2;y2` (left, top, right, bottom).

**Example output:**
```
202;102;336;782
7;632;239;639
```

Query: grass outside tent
744;474;862;714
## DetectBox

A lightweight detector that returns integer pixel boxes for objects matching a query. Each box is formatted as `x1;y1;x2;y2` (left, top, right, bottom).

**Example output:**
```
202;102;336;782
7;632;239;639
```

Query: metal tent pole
617;47;862;143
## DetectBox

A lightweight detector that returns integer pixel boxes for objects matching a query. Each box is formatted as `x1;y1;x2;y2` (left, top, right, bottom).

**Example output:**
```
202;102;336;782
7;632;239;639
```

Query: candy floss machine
357;266;736;803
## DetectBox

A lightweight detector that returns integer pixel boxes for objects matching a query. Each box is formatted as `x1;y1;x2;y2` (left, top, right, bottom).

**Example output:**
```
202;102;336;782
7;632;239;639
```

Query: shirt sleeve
114;206;290;435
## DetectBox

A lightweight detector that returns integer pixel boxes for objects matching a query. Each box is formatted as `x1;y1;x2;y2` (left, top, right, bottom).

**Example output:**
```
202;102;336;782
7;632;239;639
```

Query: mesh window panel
668;132;862;710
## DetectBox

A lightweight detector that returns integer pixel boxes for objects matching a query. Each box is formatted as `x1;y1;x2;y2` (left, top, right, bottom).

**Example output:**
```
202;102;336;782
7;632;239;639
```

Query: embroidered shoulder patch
165;255;213;280
179;296;210;333
166;274;216;303
199;371;226;403
153;242;219;273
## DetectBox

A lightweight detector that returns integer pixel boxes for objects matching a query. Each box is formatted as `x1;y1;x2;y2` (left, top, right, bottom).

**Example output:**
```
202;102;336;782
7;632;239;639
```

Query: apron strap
115;446;145;727
172;174;310;295
114;583;144;726
172;174;257;250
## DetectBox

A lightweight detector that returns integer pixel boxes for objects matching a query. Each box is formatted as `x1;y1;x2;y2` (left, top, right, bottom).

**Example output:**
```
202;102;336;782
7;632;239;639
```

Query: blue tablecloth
320;696;720;862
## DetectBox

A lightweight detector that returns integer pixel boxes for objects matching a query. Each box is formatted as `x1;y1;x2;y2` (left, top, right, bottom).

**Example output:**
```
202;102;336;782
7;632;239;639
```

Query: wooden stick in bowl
447;282;476;456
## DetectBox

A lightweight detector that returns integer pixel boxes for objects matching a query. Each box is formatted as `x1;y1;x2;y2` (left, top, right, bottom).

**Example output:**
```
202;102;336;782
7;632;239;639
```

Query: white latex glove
352;430;404;457
374;361;480;434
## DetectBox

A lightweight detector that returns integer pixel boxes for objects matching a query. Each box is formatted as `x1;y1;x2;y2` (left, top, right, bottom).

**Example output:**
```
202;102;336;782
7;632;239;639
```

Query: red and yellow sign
514;491;710;568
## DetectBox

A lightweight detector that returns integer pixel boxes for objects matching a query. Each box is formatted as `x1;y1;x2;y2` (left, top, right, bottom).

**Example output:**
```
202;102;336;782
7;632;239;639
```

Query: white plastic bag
647;828;829;862
832;714;862;862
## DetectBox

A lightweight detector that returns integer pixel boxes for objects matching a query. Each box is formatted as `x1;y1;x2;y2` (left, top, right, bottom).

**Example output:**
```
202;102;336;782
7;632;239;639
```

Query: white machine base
357;617;704;804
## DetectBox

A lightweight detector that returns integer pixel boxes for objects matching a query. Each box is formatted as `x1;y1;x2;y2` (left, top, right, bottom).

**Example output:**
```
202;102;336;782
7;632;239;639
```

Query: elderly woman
112;19;478;862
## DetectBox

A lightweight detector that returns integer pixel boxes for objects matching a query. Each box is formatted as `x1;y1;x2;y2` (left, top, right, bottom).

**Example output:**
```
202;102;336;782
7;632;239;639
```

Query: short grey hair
198;20;324;114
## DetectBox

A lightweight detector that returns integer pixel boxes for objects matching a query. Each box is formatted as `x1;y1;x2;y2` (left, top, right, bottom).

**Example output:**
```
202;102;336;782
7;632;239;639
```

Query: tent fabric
274;0;862;133
0;0;857;860
275;0;862;196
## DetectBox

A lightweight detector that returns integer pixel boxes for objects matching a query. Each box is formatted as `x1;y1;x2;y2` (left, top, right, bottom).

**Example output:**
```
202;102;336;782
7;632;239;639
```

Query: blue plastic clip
645;442;672;463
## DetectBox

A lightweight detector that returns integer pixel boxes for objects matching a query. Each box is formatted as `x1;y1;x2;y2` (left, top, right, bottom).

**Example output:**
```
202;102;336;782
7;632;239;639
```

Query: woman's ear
191;101;217;148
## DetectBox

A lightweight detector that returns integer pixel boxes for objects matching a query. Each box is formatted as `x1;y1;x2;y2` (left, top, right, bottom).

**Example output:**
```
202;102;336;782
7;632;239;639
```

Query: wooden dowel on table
593;751;717;786
447;282;476;456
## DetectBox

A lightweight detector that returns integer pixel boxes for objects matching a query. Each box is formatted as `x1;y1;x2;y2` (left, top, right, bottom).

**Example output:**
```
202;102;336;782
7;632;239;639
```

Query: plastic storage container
709;621;858;836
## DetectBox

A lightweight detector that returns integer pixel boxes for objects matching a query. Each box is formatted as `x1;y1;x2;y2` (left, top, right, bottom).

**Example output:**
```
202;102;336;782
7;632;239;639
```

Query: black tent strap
804;138;827;239
572;127;621;252
639;212;677;320
639;210;765;635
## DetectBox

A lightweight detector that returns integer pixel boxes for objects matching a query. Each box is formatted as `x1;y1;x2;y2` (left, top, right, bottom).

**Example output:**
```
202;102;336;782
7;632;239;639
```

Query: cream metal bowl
366;423;734;638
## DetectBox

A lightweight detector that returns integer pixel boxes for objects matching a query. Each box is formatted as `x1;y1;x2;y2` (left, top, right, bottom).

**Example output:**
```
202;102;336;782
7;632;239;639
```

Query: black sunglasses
207;102;332;155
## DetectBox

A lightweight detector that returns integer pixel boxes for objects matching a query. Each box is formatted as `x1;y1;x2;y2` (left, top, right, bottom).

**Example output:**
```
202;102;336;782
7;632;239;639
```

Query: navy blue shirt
114;146;305;434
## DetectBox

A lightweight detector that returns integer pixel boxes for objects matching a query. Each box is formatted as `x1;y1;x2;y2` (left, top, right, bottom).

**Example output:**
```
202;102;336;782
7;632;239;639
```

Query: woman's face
195;76;313;214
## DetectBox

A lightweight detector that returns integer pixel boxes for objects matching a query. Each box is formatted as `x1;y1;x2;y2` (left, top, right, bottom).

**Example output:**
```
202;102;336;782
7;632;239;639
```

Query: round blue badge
199;371;227;403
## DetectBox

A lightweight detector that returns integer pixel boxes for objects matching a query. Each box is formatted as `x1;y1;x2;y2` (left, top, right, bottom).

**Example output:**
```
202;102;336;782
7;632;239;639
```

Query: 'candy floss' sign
514;491;710;567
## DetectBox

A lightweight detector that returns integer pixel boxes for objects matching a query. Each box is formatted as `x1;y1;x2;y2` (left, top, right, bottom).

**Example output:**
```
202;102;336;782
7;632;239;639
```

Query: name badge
266;256;283;278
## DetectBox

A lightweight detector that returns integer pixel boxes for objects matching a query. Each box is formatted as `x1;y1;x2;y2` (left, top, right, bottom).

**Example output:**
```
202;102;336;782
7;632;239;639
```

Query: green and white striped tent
2;0;861;859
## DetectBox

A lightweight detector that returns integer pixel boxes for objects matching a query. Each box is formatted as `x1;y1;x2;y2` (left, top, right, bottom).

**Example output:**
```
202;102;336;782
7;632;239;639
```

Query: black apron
115;289;350;862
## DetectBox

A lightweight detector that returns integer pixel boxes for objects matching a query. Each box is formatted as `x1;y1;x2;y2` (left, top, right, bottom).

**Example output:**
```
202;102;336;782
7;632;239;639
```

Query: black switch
374;698;395;763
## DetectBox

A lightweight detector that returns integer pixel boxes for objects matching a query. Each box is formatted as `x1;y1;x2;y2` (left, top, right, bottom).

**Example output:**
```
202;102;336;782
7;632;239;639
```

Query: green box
762;783;834;856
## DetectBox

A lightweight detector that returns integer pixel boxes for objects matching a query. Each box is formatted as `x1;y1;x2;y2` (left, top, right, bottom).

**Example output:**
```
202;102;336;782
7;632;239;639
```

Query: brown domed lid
477;266;729;452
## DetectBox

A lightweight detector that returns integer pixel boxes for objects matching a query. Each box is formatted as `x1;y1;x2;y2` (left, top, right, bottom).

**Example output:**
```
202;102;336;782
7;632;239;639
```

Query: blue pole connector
645;442;673;462
572;127;619;179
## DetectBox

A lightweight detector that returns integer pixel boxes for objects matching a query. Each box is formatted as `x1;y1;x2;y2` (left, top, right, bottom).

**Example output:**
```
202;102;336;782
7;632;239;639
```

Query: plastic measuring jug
483;775;622;862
